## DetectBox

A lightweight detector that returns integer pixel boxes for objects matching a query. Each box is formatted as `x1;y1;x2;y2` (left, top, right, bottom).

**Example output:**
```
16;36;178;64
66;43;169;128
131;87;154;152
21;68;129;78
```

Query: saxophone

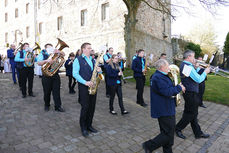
88;50;104;95
143;55;150;76
168;64;181;106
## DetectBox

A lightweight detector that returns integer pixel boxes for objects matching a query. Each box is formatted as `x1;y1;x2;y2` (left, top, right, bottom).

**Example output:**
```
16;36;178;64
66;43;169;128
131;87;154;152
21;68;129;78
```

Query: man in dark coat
142;59;185;153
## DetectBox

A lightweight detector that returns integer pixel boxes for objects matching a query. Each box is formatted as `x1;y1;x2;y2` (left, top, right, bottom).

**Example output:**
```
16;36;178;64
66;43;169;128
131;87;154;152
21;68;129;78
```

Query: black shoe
110;110;117;115
121;110;129;115
14;82;17;84
195;133;210;139
142;142;151;153
44;106;50;112
106;94;110;98
55;107;65;112
82;130;89;137
88;126;98;133
29;93;36;97
200;104;207;108
22;95;26;98
140;103;148;107
176;131;186;139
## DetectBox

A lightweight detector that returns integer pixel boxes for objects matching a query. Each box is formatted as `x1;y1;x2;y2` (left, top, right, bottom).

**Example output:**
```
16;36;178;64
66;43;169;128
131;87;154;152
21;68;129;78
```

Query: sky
171;0;229;48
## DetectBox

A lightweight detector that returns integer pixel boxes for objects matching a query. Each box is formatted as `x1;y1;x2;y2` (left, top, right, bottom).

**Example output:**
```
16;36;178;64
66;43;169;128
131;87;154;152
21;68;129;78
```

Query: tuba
42;38;69;77
25;42;41;67
168;64;181;106
88;49;105;95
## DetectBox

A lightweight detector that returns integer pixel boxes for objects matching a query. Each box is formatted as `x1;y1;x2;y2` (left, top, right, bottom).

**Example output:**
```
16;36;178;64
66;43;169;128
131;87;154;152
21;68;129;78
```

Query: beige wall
0;0;172;62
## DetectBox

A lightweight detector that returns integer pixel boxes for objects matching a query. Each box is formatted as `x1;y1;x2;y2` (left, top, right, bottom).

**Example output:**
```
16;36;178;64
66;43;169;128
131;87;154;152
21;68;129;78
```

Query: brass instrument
14;42;23;56
89;50;105;95
143;56;150;76
25;42;41;67
42;38;69;77
168;64;181;106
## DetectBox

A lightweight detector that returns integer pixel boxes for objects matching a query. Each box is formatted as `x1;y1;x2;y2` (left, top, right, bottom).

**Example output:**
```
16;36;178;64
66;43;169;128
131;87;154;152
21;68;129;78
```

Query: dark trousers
145;116;175;153
16;68;22;88
21;67;34;96
176;92;203;137
135;76;145;104
68;76;76;92
105;74;110;96
11;63;19;83
42;74;61;108
198;82;205;106
109;84;125;112
78;83;97;131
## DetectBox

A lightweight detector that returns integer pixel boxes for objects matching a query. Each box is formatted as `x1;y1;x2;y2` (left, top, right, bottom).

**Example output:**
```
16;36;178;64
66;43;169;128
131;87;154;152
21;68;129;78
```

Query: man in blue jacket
175;50;210;140
132;49;147;107
142;59;185;153
7;44;19;84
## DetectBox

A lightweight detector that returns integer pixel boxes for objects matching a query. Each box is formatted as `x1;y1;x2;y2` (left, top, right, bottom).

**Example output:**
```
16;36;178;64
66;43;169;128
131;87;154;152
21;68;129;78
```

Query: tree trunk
123;0;141;67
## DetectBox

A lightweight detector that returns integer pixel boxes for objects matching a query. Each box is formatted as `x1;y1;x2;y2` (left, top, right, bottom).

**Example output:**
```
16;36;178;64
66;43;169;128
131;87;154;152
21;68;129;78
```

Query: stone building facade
0;0;171;62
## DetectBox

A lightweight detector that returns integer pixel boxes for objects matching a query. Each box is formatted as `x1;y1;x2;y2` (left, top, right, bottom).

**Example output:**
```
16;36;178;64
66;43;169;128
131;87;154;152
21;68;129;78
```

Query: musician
159;53;167;59
175;49;210;139
103;47;113;98
73;42;102;137
132;50;138;60
65;52;76;94
15;43;36;98
75;49;82;58
90;50;96;60
7;44;19;84
131;49;147;107
37;44;65;112
196;56;207;108
106;54;129;115
142;59;185;153
117;52;125;71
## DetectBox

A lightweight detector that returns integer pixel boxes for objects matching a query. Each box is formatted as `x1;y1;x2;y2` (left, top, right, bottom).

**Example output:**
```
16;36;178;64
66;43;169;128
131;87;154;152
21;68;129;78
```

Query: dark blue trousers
11;62;19;83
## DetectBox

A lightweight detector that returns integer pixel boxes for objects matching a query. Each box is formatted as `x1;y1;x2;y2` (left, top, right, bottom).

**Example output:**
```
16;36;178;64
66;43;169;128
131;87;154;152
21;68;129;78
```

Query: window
101;3;109;21
5;13;8;22
38;0;40;9
5;33;8;43
15;31;17;43
5;0;8;7
57;16;62;31
26;3;29;14
15;8;18;18
26;26;30;38
81;10;87;26
39;22;43;34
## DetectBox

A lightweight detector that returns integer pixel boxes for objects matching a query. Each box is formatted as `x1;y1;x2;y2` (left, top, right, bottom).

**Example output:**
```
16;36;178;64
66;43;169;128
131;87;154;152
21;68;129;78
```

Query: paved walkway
0;73;228;153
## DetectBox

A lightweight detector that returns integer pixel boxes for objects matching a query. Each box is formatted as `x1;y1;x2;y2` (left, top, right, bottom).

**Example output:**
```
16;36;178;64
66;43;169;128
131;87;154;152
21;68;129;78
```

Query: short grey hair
183;49;195;59
154;59;168;70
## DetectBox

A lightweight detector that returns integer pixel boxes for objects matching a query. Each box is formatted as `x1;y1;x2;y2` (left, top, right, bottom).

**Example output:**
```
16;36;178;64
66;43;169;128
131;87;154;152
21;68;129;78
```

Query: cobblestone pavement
0;73;228;153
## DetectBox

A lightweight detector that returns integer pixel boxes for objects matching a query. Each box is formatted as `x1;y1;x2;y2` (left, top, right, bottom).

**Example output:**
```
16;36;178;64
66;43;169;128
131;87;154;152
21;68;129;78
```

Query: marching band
3;40;213;153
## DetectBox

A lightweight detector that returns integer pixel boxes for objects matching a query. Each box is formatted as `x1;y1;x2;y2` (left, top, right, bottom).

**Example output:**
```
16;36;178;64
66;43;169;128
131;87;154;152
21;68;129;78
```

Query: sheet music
203;54;208;62
182;64;192;77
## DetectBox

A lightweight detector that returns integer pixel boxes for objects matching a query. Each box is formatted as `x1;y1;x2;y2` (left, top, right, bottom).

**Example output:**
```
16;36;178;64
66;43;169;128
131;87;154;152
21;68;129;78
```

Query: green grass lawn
123;68;229;106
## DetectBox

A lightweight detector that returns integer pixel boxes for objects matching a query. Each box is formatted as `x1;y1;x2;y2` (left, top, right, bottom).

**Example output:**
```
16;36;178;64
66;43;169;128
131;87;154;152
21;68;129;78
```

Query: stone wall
0;0;172;64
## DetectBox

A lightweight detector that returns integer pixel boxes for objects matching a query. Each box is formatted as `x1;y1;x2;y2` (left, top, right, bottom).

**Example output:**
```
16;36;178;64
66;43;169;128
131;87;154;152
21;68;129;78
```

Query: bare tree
123;0;229;66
